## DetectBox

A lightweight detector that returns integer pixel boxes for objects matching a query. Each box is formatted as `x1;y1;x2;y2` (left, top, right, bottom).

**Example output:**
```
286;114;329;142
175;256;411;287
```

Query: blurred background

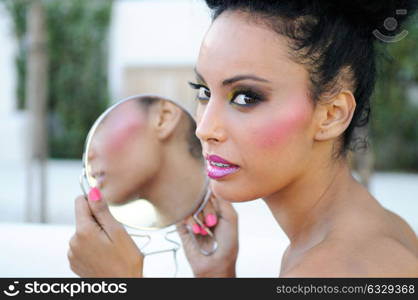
0;0;417;277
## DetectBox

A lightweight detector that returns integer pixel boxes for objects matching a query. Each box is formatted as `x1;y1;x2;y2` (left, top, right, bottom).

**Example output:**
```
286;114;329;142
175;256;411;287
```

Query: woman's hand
177;191;239;277
67;191;143;277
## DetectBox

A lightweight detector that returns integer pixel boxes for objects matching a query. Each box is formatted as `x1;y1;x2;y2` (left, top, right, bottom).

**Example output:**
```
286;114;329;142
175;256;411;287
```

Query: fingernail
200;227;208;236
192;223;201;235
205;213;217;227
88;187;102;201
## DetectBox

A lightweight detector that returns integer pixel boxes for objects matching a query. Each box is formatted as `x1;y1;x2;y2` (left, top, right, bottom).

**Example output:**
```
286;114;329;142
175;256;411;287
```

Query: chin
105;187;131;205
210;180;261;203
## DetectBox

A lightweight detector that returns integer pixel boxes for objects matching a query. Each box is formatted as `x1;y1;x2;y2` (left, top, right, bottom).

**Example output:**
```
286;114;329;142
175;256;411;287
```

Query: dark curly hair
204;0;418;157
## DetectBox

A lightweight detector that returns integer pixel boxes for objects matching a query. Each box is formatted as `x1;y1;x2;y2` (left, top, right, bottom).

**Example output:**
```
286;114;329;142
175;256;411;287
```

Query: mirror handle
190;186;219;256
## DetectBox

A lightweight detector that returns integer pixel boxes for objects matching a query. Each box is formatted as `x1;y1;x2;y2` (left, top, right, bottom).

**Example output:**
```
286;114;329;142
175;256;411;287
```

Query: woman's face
88;100;161;203
193;11;319;202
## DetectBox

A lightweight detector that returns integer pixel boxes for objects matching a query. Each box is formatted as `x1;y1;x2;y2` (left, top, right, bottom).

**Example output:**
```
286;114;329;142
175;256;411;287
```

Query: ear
152;101;182;140
314;90;356;141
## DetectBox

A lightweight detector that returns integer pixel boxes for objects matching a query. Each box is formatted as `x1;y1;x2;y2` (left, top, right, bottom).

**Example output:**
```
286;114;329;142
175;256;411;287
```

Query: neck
263;151;358;248
146;144;206;226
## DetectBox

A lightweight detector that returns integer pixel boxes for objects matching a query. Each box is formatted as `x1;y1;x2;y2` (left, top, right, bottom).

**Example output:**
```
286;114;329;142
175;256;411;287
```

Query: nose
195;98;227;144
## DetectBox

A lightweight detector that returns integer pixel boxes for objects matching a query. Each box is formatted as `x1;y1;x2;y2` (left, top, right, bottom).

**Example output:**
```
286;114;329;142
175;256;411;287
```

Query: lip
91;171;105;186
206;154;239;166
205;154;240;179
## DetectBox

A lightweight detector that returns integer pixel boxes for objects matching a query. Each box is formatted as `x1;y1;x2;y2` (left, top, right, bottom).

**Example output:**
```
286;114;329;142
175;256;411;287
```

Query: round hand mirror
80;94;209;229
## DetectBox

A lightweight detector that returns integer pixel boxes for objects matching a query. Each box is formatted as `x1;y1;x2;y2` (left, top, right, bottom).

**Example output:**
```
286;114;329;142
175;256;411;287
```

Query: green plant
46;0;113;158
370;16;418;171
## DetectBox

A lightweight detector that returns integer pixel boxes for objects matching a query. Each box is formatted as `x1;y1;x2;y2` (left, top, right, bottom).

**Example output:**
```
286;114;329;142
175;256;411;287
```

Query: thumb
87;187;123;238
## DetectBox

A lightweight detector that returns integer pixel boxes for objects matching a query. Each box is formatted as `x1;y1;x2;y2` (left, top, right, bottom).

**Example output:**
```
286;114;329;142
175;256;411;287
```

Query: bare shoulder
281;235;418;277
281;189;418;277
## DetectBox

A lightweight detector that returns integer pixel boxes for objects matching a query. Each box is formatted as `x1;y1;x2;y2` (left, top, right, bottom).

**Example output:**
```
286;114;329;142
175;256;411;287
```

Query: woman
68;0;418;277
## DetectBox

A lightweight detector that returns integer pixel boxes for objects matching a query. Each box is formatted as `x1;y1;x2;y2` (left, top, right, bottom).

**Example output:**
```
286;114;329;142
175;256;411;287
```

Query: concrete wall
109;0;211;100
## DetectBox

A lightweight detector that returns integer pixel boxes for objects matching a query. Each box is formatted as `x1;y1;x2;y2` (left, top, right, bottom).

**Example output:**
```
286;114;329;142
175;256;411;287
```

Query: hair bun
322;0;418;33
205;0;418;35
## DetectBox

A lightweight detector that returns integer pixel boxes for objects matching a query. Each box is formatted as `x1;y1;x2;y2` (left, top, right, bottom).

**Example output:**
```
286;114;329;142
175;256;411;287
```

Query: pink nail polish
205;214;217;227
200;227;208;236
192;224;201;235
88;187;102;201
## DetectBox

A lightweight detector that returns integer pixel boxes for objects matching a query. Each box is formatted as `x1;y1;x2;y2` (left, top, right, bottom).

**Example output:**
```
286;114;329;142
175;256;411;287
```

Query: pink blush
104;107;147;154
254;99;312;148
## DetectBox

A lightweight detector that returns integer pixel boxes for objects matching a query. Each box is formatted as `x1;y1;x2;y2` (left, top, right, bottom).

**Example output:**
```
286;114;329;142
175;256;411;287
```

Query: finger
193;191;219;232
192;212;214;236
86;187;122;239
202;199;218;228
67;248;73;263
67;248;76;274
190;191;213;234
74;195;97;233
191;208;209;236
183;215;202;236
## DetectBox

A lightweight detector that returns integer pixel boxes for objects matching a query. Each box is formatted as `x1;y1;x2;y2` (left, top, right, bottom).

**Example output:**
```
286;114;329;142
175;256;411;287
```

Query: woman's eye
197;86;210;101
188;81;264;107
230;92;261;107
188;82;210;102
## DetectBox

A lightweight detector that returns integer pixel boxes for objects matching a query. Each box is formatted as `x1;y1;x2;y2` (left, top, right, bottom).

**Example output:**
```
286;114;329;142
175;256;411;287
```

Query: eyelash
188;81;265;107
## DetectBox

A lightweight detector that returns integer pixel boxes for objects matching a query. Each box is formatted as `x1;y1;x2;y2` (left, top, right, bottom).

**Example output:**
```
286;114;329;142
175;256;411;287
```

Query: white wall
108;0;212;100
0;3;17;115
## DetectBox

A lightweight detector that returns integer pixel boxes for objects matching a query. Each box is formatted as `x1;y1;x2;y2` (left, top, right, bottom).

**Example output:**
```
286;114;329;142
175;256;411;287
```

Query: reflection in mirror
81;95;208;230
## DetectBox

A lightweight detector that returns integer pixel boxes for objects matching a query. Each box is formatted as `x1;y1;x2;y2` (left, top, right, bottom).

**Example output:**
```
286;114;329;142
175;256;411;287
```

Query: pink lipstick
91;171;106;187
206;154;240;179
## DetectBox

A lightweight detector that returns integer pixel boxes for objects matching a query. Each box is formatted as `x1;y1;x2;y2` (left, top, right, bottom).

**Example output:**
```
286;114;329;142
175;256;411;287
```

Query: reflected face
87;100;160;203
192;11;317;202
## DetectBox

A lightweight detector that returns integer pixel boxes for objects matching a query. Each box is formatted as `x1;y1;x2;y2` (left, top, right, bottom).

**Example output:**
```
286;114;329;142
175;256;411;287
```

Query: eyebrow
194;68;270;86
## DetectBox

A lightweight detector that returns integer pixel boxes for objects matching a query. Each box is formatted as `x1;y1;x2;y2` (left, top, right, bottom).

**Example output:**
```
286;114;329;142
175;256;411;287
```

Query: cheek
251;100;312;149
104;118;146;156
